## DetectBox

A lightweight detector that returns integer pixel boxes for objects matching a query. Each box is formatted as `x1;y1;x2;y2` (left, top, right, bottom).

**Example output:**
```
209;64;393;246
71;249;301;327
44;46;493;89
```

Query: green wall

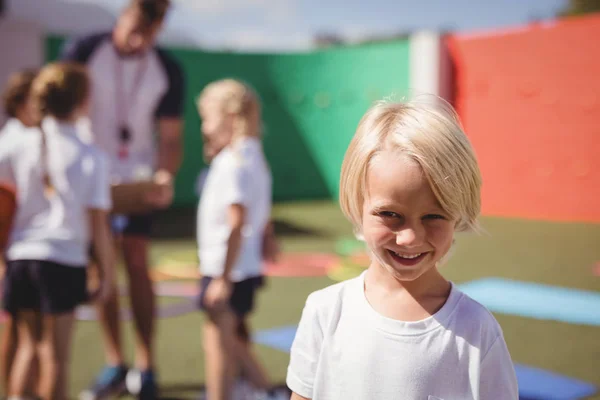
46;36;410;206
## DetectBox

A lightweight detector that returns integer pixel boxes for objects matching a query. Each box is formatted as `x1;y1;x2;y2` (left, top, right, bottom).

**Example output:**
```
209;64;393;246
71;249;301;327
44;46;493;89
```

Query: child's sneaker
79;364;129;400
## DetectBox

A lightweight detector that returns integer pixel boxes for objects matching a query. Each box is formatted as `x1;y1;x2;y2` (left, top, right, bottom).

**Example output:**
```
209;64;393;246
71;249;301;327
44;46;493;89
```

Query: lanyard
114;52;149;159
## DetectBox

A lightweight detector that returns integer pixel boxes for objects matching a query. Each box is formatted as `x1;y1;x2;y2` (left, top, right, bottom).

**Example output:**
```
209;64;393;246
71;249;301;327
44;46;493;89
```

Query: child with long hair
0;62;115;400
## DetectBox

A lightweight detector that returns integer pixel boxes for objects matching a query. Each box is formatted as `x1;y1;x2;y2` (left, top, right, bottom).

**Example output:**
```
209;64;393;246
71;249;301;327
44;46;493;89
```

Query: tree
559;0;600;17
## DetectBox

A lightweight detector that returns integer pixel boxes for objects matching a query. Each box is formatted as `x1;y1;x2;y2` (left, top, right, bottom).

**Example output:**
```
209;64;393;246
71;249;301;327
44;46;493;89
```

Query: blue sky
62;0;568;50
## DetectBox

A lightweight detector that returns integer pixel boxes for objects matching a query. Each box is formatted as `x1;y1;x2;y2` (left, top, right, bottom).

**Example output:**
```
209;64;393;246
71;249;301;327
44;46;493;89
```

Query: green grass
3;201;600;398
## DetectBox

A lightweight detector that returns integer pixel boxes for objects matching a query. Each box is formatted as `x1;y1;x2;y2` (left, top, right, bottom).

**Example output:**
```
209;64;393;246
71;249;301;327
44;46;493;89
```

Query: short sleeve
86;150;112;211
479;335;519;399
155;49;185;118
286;293;324;398
60;33;109;64
222;161;252;208
0;135;16;188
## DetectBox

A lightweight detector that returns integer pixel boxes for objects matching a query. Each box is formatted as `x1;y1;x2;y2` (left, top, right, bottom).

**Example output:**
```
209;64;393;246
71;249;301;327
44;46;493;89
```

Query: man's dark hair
129;0;171;24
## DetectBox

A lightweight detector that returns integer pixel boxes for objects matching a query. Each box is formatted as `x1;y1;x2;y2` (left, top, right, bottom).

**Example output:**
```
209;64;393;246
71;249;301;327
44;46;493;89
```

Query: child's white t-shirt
287;272;519;400
0;117;111;266
197;137;271;282
0;118;25;140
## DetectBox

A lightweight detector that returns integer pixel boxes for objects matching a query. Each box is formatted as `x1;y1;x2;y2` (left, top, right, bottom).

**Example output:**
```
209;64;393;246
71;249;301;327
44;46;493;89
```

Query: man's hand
144;169;174;209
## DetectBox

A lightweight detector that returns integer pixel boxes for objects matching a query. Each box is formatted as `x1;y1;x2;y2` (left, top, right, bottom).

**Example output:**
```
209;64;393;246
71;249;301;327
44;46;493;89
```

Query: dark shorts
111;213;154;237
197;276;265;318
2;260;88;315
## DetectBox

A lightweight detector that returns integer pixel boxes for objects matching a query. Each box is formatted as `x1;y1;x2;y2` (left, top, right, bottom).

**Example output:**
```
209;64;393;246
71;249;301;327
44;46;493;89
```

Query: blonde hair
197;79;262;140
339;96;482;233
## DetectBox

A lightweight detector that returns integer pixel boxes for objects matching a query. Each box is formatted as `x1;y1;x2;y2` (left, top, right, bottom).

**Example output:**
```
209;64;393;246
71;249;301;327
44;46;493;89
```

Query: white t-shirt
287;272;519;400
0;117;112;266
0;118;25;140
61;33;185;183
197;137;271;282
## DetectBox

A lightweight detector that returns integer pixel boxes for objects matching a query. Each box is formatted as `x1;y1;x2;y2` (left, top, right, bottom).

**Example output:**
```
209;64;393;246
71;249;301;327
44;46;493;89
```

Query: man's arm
156;117;183;176
154;49;185;177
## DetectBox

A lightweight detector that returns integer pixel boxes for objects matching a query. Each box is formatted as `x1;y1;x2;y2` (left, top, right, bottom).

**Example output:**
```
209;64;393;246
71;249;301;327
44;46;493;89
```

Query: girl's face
361;150;456;283
199;99;234;162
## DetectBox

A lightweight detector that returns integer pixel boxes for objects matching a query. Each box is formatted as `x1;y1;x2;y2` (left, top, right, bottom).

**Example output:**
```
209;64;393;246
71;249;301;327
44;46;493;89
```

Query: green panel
267;41;410;198
45;36;410;206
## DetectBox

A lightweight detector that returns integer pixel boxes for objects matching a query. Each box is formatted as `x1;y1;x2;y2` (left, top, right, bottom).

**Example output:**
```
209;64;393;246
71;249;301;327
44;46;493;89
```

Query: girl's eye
379;211;401;219
423;214;446;220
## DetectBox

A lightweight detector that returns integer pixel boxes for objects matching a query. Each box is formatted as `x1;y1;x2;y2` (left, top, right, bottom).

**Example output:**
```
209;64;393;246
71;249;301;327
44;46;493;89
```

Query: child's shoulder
0;126;36;155
452;285;504;338
303;275;363;317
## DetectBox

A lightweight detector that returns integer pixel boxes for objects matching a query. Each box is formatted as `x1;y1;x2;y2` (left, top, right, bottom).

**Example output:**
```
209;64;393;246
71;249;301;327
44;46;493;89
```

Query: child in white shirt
0;62;115;400
196;79;282;400
0;68;38;395
287;97;519;400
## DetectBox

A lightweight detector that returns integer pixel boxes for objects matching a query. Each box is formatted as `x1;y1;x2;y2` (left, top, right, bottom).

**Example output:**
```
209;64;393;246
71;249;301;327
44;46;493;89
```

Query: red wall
447;15;600;223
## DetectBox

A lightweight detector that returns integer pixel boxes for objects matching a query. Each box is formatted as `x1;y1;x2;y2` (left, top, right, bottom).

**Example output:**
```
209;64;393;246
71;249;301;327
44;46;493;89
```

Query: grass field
2;201;600;399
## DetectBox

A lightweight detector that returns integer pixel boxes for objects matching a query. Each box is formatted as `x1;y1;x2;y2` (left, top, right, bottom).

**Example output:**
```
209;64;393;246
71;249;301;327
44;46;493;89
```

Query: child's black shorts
197;275;265;318
2;259;88;315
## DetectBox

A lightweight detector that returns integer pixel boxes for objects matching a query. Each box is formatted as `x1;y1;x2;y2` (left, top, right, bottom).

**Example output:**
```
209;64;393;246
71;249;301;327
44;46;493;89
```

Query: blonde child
196;79;283;400
0;62;115;400
287;97;519;400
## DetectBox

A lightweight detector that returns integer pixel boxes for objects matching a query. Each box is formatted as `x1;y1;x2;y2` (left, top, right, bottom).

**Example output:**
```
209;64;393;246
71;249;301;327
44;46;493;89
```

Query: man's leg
120;235;155;371
80;243;128;400
96;269;124;367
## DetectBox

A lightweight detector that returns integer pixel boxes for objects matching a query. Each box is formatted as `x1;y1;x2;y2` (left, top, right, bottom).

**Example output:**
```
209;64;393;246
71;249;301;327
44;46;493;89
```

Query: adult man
61;1;184;398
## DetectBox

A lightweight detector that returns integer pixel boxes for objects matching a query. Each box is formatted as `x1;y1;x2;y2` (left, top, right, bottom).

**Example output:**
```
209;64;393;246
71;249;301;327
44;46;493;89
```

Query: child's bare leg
233;318;270;390
8;311;39;397
37;313;74;400
1;315;17;392
203;309;238;400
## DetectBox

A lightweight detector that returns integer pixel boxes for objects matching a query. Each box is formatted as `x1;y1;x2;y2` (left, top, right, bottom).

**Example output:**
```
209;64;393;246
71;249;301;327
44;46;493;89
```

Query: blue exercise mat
457;278;600;326
515;364;597;400
254;325;297;353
